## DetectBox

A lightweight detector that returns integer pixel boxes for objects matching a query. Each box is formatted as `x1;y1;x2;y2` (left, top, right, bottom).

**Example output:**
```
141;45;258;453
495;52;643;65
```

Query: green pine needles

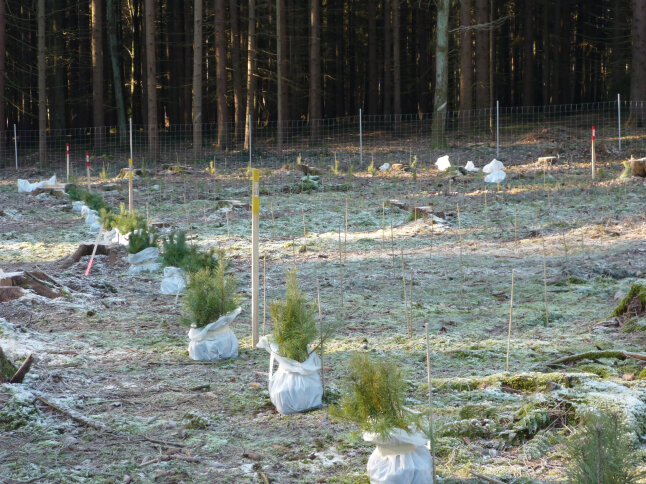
336;353;415;438
182;256;239;328
127;227;158;254
65;184;110;212
161;230;218;272
566;411;640;484
270;269;317;362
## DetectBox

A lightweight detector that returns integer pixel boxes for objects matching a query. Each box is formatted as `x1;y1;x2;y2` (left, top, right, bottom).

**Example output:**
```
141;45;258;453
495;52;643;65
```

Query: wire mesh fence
2;99;646;174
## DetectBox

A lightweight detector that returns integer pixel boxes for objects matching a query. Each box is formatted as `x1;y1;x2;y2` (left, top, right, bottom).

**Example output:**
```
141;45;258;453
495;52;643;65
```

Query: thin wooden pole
457;203;465;294
506;269;515;372
514;205;518;253
425;323;436;481
401;249;410;336
128;158;134;212
263;254;267;335
317;278;324;397
271;201;276;239
338;227;344;307
390;222;395;276
542;238;549;327
381;202;385;251
251;168;260;347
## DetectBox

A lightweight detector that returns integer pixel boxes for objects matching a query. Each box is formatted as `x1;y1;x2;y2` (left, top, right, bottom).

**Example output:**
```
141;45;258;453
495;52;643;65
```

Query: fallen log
9;354;34;383
545;350;646;368
1;271;61;298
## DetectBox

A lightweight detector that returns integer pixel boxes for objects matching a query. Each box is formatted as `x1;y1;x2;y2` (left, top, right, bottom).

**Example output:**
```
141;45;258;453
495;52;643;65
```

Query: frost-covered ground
1;150;646;483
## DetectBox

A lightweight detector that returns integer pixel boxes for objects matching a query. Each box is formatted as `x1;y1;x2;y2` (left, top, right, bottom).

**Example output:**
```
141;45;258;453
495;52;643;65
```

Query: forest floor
2;143;646;483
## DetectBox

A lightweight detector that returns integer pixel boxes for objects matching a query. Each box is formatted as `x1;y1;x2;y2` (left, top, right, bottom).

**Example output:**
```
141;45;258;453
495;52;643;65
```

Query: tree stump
631;157;646;177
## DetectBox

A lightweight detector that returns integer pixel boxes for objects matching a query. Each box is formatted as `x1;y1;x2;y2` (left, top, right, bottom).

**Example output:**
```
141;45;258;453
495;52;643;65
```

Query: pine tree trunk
521;1;535;106
37;0;46;163
215;0;228;149
91;0;104;149
431;0;449;148
475;0;489;109
193;0;203;154
367;1;378;115
244;0;256;151
230;0;244;144
383;0;392;115
107;0;127;145
52;1;66;132
0;0;6;145
392;0;401;116
144;0;159;160
459;0;473;112
630;0;646;126
309;0;321;138
276;0;283;154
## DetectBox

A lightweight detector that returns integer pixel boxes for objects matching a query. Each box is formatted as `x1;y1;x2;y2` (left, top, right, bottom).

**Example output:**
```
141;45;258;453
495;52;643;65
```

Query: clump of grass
65;184;111;212
270;269;317;362
566;411;639;484
161;230;218;272
127;227;158;254
182;257;239;328
334;353;416;439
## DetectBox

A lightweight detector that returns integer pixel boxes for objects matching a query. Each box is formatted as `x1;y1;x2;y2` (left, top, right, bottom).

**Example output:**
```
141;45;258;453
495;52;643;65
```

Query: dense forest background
1;0;644;140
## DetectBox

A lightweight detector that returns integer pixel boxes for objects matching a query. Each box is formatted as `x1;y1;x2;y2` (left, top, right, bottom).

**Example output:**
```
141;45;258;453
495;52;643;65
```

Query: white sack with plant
257;269;323;414
334;354;434;484
17;175;57;193
127;246;160;275
183;258;240;361
160;266;186;295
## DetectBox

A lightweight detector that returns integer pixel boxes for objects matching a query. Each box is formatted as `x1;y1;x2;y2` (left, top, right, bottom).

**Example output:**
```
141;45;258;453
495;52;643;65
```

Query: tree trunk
521;1;535;106
459;0;473;112
383;0;392;115
475;0;489;109
244;0;256;151
107;0;127;145
334;0;344;116
309;0;321;138
37;0;46;164
144;0;159;159
431;0;449;148
630;0;646;126
367;1;377;115
91;0;104;150
52;1;66;132
392;0;401;116
193;0;203;154
215;0;228;149
0;0;6;144
230;0;244;144
276;0;285;155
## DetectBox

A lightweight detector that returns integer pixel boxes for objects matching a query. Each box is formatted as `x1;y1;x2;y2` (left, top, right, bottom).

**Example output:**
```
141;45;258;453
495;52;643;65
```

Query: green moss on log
430;372;592;393
0;346;17;382
612;284;646;317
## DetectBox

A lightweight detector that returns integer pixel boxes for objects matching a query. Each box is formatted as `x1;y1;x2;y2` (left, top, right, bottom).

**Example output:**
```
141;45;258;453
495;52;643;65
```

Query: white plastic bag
127;247;160;274
72;201;86;212
464;161;479;172
102;228;129;246
482;159;504;174
161;266;186;295
484;169;506;183
379;163;391;172
435;155;451;172
364;429;434;484
256;335;323;415
188;307;241;361
17;175;57;193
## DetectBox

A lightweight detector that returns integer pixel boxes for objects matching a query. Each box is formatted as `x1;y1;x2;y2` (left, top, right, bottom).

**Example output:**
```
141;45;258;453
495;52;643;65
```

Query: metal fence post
359;108;363;168
617;93;622;152
496;100;500;159
129;118;133;161
13;124;17;170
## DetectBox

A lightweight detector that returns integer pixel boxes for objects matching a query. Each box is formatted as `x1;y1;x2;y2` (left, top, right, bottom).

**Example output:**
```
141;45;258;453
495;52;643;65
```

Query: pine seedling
182;257;239;328
127;227;157;254
162;230;190;267
566;411;639;484
368;159;377;177
335;353;417;439
270;269;317;362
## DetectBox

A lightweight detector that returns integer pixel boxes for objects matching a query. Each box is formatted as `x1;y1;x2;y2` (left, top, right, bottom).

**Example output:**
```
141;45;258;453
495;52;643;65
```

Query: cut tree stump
631;157;646;177
0;271;61;299
60;243;116;268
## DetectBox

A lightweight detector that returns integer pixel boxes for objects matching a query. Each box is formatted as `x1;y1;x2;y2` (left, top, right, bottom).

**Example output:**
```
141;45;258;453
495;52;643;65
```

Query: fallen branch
469;471;506;484
545;350;646;368
9;354;34;383
141;454;200;466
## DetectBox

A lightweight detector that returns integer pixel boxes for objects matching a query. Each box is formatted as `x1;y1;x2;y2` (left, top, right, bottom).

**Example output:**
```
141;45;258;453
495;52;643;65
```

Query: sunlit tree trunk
309;0;321;138
431;0;449;148
459;0;473;112
475;0;489;109
107;0;127;144
144;0;159;159
230;0;244;144
367;1;377;115
193;0;203;153
91;0;104;140
630;0;646;126
392;0;401;116
37;0;46;163
244;0;256;150
215;0;228;148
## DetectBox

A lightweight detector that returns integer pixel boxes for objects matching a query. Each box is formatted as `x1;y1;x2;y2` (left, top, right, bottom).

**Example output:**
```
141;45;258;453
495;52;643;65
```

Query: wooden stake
425;323;436;481
381;202;385;251
409;271;414;334
506;269;515;372
401;249;410;336
542;237;549;327
302;207;307;252
514;205;518;253
561;231;570;278
317;279;325;397
390;222;395;276
457;203;465;294
226;210;230;238
271;201;276;239
128;158;134;213
484;190;488;231
251;168;260;347
338;227;344;307
263;254;267;336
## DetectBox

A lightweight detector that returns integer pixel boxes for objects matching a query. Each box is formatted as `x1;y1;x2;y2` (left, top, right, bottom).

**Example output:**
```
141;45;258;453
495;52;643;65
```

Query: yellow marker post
251;168;260;347
128;158;134;213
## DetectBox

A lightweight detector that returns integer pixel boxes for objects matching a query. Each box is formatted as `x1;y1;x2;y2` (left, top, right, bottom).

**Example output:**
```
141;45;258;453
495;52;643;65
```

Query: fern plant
182;258;239;328
270;269;317;362
335;353;417;439
566;411;639;484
